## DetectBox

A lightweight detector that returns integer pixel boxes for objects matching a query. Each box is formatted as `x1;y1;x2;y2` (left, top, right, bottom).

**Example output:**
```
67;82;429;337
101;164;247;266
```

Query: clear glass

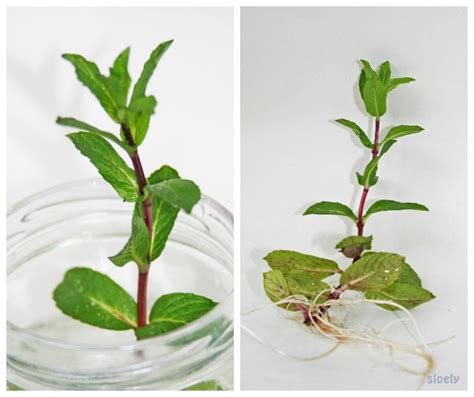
7;179;233;390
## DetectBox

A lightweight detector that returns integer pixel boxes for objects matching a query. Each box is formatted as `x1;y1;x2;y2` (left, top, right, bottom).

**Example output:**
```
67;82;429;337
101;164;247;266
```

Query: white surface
7;7;233;211
241;7;467;390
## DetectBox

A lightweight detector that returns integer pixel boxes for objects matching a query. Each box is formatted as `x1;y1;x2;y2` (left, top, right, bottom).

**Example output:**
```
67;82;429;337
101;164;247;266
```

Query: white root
243;291;437;387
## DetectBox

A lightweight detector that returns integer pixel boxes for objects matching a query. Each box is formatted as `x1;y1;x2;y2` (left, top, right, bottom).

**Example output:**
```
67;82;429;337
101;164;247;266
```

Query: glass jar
7;179;233;390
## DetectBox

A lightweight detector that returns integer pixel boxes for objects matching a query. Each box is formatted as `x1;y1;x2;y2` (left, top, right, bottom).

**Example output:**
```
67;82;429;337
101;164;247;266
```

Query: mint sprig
263;60;434;321
53;42;216;340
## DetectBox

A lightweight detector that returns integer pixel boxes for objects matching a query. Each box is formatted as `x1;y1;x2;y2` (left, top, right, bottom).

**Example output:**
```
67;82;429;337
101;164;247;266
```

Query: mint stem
355;117;380;237
356;188;369;236
137;271;149;327
121;124;153;328
312;118;381;323
311;285;346;324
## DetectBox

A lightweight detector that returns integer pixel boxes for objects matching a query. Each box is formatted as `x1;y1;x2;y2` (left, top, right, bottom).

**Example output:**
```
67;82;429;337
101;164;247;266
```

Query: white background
241;7;467;390
7;7;234;210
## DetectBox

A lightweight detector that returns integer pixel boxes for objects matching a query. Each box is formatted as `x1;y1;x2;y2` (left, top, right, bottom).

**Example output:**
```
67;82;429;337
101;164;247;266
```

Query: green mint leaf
359;60;388;117
356;171;378;187
362;78;387;117
335;235;373;258
130;40;173;103
378;61;391;85
379;139;397;156
397;262;422;286
361;254;422;286
363;199;429;221
365;282;435;311
263;269;330;311
53;267;137;330
148;164;180;183
134;292;217;340
285;273;331;303
358;68;367;101
340;252;405;291
108;238;133;267
67;132;138;201
263;250;340;280
359;157;380;189
104;47;131;108
263;270;292;309
129;94;158;114
184;380;224;391
62;54;120;122
360;59;377;79
125;95;158;145
335;119;373;149
387;77;415;92
148;165;181;262
381;125;424;144
109;200;151;270
146;179;201;213
303;201;357;222
56;116;134;153
125;40;173;145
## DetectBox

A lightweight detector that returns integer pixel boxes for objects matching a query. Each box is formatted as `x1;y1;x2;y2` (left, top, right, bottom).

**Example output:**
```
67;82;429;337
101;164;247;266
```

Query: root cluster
244;290;435;387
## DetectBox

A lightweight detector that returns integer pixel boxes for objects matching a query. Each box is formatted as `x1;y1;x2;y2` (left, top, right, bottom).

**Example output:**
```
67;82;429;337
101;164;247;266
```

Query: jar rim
7;178;234;352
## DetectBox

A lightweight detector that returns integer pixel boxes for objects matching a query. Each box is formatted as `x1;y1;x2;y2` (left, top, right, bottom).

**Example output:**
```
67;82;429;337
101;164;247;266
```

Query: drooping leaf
362;78;387;117
382;125;424;144
263;270;292;308
363;199;429;221
147;165;181;261
340;252;404;291
109;200;151;271
365;282;435;311
378;61;391;85
303;201;357;222
387;77;415;92
335;235;373;258
67;132;138;201
53;267;137;330
56;116;134;153
335;119;373;149
263;250;339;280
130;40;174;103
62;54;120;122
146;179;201;213
134;292;217;340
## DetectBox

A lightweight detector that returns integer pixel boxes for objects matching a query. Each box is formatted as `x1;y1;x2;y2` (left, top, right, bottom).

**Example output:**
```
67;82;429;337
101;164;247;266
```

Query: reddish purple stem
122;125;153;328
